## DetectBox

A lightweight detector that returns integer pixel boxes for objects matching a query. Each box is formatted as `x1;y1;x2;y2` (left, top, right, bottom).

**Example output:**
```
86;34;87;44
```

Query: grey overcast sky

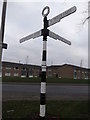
0;0;89;68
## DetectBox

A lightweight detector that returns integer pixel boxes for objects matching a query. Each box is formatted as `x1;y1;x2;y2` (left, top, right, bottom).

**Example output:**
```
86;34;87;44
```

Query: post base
40;116;45;120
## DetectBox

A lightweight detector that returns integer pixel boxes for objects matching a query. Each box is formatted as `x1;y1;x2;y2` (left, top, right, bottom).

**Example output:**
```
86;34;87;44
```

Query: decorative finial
42;6;50;17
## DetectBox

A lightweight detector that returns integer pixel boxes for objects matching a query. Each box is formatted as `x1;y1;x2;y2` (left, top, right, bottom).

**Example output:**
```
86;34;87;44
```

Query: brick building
2;61;41;78
47;64;89;79
2;61;89;79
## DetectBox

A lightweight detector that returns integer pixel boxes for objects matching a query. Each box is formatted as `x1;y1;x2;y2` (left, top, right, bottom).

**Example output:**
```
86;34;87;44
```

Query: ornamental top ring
42;6;50;17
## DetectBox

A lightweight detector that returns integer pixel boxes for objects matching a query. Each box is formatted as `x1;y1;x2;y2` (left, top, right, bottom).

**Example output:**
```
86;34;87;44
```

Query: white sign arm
48;6;77;27
20;30;42;43
49;30;71;45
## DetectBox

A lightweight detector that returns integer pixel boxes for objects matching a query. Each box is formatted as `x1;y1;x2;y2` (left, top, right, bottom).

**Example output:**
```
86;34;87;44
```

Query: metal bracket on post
2;43;7;49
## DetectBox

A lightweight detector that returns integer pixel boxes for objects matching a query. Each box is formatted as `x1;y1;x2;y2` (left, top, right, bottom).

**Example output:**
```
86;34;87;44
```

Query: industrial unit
2;61;89;79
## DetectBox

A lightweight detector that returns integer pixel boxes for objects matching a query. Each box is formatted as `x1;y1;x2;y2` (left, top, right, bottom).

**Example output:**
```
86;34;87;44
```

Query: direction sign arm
48;6;77;27
20;30;42;43
49;30;71;45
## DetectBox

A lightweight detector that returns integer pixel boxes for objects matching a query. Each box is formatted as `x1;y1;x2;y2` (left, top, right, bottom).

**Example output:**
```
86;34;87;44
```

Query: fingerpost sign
20;6;77;120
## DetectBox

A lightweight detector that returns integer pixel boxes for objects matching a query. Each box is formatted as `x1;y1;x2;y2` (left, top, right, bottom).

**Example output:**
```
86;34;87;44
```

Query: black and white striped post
19;5;77;120
40;8;49;119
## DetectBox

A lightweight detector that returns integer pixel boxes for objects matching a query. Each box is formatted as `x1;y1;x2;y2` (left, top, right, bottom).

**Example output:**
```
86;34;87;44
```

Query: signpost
20;6;77;119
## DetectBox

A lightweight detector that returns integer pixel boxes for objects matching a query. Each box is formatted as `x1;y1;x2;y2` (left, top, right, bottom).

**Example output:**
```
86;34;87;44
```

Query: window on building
74;69;77;79
29;68;33;75
6;67;11;70
29;68;33;78
21;69;26;77
14;69;19;76
77;70;80;79
14;73;19;77
14;67;18;70
47;69;52;77
85;72;88;79
5;67;11;76
5;72;11;76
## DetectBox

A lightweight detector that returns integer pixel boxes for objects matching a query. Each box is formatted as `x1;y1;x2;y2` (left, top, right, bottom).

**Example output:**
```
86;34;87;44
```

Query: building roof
2;61;40;68
47;64;88;70
2;61;88;70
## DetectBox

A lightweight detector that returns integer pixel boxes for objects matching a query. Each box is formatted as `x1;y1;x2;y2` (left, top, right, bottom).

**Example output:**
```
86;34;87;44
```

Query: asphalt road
2;83;88;101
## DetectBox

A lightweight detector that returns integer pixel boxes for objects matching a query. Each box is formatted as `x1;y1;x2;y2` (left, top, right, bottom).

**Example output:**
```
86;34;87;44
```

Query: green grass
2;100;88;119
2;76;89;84
2;77;40;83
47;77;89;84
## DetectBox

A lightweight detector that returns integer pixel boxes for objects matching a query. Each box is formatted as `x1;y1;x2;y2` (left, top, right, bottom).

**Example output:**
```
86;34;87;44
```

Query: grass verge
2;100;89;119
2;77;89;84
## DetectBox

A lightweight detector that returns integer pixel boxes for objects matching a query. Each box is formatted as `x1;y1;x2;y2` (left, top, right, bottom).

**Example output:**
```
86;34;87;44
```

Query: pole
0;0;7;61
0;1;7;119
1;0;7;43
40;16;48;119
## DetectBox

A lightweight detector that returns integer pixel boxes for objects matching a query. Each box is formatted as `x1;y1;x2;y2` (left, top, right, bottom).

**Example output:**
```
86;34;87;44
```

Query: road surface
2;83;88;101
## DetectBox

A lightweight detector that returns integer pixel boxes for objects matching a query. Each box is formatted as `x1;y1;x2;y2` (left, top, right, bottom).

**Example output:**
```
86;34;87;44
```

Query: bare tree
83;1;90;24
